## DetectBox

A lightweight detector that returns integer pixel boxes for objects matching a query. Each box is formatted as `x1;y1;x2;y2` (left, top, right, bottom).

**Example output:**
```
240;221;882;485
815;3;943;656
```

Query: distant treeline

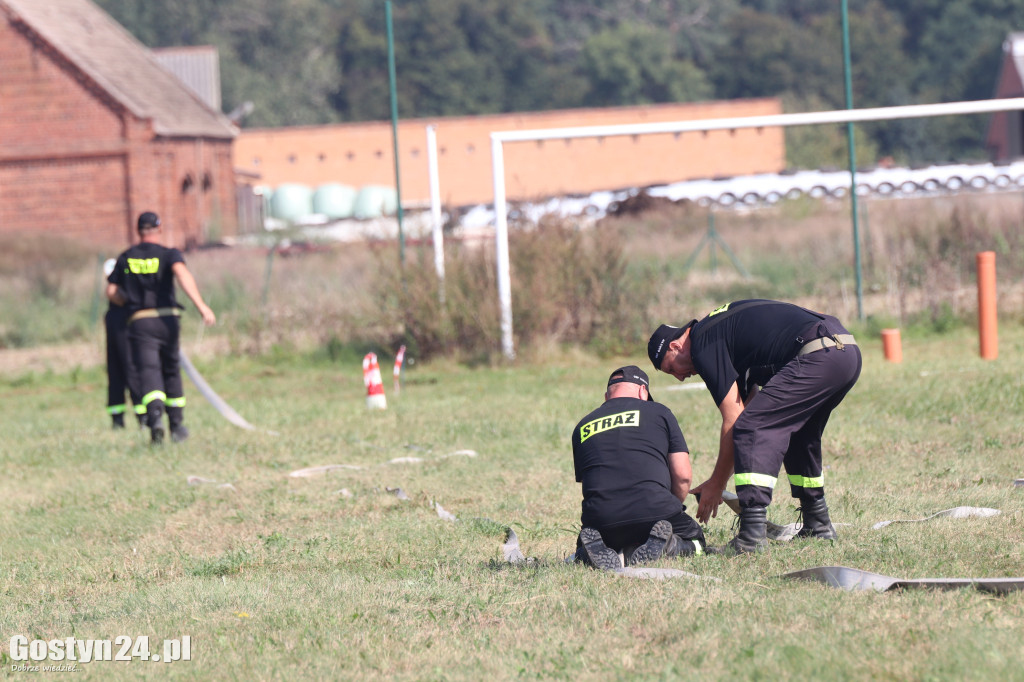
96;0;1024;167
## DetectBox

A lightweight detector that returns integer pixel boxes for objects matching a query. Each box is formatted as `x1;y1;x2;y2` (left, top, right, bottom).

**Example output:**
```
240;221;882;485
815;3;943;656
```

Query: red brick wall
0;18;131;246
0;156;128;248
0;17;237;250
986;54;1024;161
235;99;786;207
126;134;237;248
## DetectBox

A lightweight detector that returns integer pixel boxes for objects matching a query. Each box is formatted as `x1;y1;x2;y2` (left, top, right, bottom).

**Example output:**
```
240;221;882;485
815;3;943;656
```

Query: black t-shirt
572;397;688;529
690;299;826;406
108;242;185;314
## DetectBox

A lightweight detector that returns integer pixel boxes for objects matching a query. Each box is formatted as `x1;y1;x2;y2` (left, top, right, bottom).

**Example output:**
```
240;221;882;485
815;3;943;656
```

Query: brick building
0;0;238;250
235;99;786;209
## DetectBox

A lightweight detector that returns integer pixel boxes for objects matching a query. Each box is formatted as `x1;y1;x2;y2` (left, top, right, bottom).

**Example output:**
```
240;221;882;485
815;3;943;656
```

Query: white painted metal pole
490;135;515;360
491;98;1024;143
426;125;445;302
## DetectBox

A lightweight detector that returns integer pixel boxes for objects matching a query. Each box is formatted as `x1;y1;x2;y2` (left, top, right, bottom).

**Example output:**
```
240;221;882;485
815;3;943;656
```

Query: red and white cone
363;352;387;410
393;345;406;395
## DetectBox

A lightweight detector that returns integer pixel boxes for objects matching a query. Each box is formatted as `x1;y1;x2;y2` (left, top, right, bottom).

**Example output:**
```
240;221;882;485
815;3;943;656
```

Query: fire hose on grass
179;350;277;435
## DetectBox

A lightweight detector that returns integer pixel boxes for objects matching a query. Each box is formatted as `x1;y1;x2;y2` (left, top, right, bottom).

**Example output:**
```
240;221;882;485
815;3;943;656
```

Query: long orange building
234;98;785;209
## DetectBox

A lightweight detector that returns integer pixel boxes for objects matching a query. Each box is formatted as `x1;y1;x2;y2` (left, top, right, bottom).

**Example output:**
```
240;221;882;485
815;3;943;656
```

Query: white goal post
489;97;1024;359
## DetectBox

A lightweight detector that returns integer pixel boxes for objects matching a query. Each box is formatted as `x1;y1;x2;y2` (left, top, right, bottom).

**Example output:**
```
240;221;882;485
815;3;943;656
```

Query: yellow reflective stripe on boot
166;397;186;408
788;473;825;489
691;540;704;555
106;404;127;415
142;390;167;406
734;473;777;488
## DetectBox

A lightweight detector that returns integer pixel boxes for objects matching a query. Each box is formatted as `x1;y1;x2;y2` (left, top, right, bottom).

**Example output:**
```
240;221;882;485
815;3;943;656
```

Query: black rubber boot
167;406;184;430
625;520;674;566
167;406;189;442
796;498;838;540
148;404;165;445
575;528;621;570
111;413;125;429
719;506;768;554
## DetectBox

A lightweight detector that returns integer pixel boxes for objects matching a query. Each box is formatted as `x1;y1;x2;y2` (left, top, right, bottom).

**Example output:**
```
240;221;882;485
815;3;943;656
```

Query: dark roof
152;46;222;112
0;0;237;139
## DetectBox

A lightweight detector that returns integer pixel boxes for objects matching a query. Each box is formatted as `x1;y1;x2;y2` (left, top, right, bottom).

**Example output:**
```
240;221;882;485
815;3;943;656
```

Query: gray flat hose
503;528;528;563
781;565;1024;594
872;506;1000;530
614;567;720;581
180;350;267;432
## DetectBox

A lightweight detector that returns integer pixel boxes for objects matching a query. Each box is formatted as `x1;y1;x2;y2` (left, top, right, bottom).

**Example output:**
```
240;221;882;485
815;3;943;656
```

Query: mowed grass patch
2;328;1023;680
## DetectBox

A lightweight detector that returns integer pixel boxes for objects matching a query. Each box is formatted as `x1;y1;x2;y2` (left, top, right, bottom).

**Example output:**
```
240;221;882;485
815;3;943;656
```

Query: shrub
367;217;656;361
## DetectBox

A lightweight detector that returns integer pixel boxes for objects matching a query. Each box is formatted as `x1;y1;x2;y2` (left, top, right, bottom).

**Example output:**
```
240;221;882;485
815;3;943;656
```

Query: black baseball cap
137;211;161;231
607;365;654;401
647;321;694;370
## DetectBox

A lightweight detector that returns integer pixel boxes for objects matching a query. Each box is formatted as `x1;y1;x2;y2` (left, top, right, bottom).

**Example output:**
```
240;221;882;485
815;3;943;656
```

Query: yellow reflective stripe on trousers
166;397;186;408
788;473;825;488
134;404;147;415
734;472;777;488
106;404;126;415
142;390;167;406
692;541;704;555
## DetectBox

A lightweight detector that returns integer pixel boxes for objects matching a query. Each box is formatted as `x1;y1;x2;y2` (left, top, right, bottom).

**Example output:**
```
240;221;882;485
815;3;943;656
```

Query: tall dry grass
602;191;1024;332
2;190;1022;361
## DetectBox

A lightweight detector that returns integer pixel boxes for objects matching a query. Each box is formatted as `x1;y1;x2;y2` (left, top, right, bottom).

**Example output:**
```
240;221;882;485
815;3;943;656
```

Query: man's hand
691;478;726;524
105;282;125;306
197;302;216;326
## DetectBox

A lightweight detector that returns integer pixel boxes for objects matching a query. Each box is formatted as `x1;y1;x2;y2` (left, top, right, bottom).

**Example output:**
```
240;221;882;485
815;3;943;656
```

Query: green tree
331;15;392;121
579;24;711;106
98;0;346;126
783;95;879;170
332;0;577;119
712;10;838;103
214;0;344;126
92;0;1022;165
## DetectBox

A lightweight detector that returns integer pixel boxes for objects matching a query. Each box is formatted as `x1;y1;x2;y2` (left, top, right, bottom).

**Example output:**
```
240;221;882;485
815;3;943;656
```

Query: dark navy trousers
128;316;185;429
732;339;862;509
105;306;140;416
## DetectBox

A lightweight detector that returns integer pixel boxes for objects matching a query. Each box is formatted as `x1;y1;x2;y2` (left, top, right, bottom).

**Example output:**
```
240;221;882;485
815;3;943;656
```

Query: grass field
2;320;1023;680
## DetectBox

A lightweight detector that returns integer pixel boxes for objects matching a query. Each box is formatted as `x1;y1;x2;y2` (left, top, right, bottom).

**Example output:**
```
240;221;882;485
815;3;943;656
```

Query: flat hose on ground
180;350;273;433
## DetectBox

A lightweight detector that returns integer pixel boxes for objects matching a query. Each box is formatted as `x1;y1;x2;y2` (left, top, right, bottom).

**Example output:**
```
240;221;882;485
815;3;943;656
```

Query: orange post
977;251;998;360
881;328;902;363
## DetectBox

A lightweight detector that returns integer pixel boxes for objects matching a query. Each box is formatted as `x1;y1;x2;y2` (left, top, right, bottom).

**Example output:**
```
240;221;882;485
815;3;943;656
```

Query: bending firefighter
106;212;216;444
572;366;706;569
648;299;861;554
